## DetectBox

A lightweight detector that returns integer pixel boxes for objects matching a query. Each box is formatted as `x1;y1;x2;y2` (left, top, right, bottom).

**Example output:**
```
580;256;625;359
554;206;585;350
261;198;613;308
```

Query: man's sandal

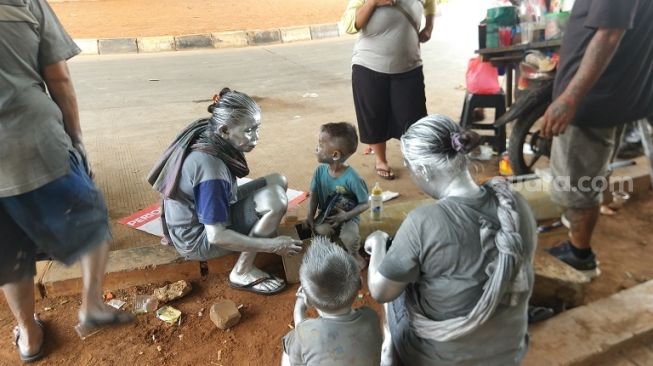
13;315;45;363
375;167;395;180
228;274;287;295
75;310;134;339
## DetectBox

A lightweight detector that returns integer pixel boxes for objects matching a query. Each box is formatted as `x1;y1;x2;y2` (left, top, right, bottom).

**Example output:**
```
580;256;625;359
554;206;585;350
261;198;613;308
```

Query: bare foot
600;205;616;216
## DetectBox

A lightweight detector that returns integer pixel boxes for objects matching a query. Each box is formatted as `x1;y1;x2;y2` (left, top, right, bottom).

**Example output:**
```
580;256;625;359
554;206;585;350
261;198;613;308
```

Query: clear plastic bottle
369;182;383;221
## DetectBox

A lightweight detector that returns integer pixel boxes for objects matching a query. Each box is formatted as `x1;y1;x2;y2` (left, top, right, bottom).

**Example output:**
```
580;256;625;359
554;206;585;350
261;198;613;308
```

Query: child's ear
331;150;342;161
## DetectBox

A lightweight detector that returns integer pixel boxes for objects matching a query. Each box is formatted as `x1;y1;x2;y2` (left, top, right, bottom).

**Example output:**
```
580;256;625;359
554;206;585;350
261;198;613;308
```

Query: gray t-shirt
352;0;424;74
379;187;536;365
553;0;653;128
283;307;383;366
0;0;80;197
163;151;238;258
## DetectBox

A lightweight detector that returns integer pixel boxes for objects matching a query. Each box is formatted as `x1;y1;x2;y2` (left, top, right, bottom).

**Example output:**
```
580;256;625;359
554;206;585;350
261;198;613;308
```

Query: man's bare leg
567;206;600;249
229;177;287;292
2;277;42;356
76;241;133;337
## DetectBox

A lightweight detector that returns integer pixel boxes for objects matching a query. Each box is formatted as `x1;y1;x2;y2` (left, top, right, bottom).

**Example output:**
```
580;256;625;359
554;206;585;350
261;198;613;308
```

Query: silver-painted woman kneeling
365;114;537;365
148;88;302;295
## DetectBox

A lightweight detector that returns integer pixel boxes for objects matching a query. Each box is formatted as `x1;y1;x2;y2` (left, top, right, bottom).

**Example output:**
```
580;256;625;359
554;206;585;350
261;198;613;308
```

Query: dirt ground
0;1;651;365
1;191;652;365
49;0;350;39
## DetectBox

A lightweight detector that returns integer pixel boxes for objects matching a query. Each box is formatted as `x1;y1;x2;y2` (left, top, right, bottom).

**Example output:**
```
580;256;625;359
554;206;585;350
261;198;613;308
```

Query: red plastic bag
465;57;501;94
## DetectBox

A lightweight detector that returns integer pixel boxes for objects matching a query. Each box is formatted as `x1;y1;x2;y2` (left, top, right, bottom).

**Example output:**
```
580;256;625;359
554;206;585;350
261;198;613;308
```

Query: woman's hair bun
450;129;481;155
219;87;231;98
208;87;233;113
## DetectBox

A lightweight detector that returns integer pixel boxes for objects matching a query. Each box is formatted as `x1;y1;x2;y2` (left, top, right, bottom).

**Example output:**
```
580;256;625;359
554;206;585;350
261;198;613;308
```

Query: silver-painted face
226;114;261;152
314;131;338;163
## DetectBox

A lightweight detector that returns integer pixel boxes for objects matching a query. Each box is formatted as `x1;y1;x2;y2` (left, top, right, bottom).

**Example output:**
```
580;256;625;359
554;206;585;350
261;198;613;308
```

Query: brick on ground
210;299;241;330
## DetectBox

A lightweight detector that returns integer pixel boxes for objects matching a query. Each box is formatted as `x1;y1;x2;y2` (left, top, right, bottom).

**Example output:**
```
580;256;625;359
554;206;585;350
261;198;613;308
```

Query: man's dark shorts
0;152;111;286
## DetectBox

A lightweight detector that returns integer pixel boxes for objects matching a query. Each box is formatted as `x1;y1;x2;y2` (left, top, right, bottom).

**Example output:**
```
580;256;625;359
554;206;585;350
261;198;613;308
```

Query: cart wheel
508;103;551;175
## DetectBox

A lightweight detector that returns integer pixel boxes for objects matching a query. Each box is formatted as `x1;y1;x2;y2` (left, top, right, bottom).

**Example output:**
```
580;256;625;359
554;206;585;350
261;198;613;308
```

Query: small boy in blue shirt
306;122;369;268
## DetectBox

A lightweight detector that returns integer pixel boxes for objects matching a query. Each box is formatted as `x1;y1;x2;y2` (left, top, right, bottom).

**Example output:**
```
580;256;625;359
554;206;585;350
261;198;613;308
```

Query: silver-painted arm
205;223;301;256
365;231;408;303
292;287;308;325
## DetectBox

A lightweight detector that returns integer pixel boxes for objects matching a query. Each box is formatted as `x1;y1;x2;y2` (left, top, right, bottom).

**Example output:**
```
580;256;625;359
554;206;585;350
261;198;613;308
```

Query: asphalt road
64;1;485;249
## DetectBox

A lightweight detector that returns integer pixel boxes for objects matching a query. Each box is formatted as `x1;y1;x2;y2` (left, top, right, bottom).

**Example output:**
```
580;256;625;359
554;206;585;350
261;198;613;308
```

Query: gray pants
550;125;624;208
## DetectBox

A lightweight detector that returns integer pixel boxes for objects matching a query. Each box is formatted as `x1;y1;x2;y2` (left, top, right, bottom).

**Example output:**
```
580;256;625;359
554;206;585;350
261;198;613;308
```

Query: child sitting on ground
282;236;383;366
306;122;369;268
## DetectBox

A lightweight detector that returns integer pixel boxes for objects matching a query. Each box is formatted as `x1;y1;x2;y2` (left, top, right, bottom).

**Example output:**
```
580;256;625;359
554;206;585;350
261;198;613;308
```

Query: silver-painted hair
400;114;469;174
299;236;361;311
209;89;261;131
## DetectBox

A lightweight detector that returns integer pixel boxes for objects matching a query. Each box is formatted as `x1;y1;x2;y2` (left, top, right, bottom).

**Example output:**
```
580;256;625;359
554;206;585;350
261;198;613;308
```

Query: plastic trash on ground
156;305;182;324
133;295;159;314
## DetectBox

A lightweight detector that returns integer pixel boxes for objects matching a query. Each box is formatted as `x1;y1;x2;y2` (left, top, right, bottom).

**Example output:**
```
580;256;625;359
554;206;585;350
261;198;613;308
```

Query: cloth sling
147;118;249;199
406;177;528;341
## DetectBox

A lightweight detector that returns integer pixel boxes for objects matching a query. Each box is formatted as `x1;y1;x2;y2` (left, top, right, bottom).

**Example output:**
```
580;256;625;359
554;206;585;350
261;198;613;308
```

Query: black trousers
352;64;427;144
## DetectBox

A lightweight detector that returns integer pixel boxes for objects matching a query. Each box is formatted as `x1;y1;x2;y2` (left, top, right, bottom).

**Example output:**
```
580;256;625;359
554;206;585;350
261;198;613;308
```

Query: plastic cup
520;22;533;44
499;26;512;47
133;295;158;314
608;191;630;210
479;145;493;160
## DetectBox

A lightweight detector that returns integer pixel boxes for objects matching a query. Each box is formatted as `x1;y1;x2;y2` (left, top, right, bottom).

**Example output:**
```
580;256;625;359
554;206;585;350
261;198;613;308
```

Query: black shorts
352;64;427;144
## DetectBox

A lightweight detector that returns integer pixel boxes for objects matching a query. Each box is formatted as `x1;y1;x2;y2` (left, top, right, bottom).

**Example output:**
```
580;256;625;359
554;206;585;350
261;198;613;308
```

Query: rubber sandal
527;306;555;324
228;274;287;295
375;167;395;180
75;310;134;339
13;315;45;363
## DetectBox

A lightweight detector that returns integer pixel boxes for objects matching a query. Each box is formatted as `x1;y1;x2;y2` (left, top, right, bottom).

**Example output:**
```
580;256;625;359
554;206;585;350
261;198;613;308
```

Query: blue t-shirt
309;164;369;223
163;151;238;257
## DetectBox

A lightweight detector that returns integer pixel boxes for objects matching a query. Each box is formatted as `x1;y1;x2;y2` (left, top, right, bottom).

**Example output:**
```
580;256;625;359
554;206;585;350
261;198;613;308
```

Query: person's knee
265;173;288;191
340;226;361;252
255;184;288;216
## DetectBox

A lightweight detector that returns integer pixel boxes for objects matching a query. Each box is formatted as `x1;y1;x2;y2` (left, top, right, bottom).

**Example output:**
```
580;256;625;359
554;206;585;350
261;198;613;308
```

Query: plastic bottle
369;182;383;221
499;152;514;176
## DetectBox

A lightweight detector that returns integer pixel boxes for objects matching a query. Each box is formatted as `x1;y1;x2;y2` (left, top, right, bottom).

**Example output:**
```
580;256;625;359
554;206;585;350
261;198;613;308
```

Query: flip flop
228;274;287;295
375;167;395;180
13;315;45;363
75;310;134;339
527;305;555;324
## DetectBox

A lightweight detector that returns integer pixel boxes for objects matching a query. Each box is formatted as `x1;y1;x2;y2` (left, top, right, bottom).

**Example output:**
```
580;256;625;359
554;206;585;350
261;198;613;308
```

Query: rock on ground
153;280;192;303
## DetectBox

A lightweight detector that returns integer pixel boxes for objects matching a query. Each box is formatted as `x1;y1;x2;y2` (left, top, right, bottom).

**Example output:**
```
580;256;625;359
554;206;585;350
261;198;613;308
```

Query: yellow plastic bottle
499;153;514;176
370;182;383;221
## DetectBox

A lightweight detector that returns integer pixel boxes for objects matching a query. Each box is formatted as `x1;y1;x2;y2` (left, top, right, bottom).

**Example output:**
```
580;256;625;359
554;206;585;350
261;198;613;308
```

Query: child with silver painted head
281;236;383;366
306;122;369;269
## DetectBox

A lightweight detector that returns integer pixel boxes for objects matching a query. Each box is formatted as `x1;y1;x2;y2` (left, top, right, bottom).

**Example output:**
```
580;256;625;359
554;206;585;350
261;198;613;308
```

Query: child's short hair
300;236;361;311
320;122;359;159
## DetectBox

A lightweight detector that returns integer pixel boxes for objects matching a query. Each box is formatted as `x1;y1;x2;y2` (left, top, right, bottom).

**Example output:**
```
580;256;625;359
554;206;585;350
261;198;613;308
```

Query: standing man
541;0;653;277
1;0;133;362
